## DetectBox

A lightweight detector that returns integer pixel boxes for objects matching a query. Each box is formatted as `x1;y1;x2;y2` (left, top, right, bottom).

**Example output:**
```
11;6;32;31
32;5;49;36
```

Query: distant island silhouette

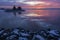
5;6;25;12
0;5;25;12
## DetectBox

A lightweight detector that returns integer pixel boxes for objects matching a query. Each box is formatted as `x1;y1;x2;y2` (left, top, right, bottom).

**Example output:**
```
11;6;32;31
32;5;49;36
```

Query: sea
0;9;60;32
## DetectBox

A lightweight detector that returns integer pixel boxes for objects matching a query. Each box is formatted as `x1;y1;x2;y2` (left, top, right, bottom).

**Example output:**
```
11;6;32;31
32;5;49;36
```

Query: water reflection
13;12;16;16
9;11;22;16
0;9;60;31
23;12;44;17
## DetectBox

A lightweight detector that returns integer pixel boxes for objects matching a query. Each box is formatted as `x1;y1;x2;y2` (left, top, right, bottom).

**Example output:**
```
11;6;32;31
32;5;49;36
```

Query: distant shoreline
0;8;60;10
25;8;60;10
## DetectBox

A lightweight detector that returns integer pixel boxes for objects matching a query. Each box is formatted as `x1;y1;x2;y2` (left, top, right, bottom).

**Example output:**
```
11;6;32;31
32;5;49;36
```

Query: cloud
0;0;60;8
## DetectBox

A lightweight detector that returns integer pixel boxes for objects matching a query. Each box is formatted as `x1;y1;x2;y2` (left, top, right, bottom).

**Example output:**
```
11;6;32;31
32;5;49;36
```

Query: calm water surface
0;9;60;31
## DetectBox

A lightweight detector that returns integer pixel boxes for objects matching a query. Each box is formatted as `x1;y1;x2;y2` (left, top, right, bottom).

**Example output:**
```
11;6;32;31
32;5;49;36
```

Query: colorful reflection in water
19;10;50;18
23;12;44;17
0;9;60;31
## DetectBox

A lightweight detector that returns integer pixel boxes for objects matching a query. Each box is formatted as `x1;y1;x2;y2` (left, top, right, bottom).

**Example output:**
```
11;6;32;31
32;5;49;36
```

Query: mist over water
0;9;60;31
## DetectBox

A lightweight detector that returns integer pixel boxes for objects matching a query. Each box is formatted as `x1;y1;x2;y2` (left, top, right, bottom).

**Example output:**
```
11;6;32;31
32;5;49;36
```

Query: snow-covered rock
32;34;45;40
20;32;30;37
12;28;19;34
49;30;59;36
18;37;28;40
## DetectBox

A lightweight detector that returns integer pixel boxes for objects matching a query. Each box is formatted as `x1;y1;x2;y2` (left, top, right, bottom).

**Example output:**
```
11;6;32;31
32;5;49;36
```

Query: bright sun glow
24;1;45;6
19;1;48;6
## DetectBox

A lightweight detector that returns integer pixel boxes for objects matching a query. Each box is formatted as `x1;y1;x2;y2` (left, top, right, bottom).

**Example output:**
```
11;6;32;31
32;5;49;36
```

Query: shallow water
0;9;60;31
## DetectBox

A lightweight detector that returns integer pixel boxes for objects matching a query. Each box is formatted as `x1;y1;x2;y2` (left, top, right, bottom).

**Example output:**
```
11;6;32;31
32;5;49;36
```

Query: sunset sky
0;0;60;8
